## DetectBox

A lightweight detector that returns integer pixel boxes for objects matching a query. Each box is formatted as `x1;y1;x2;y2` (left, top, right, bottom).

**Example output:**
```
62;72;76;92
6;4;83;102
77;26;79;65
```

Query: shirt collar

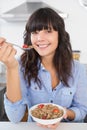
40;63;46;71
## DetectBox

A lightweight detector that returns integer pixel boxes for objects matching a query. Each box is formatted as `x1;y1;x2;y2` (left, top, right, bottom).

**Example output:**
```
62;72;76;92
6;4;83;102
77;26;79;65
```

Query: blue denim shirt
4;60;87;123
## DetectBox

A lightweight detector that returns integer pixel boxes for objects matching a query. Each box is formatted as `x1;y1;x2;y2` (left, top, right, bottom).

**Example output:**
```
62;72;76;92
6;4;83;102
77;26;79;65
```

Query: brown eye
31;31;38;34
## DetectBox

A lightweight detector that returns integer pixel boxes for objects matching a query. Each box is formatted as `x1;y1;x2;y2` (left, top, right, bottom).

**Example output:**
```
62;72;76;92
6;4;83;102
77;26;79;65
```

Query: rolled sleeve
69;63;87;122
69;107;84;122
4;94;27;123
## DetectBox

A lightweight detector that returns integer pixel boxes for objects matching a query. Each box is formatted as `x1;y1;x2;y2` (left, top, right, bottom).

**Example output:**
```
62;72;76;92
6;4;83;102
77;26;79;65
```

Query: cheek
31;36;35;45
51;33;58;45
54;36;59;47
51;38;58;47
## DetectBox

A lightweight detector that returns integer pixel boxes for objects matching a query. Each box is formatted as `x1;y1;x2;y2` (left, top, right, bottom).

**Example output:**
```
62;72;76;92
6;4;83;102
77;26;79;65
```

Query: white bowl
29;103;66;125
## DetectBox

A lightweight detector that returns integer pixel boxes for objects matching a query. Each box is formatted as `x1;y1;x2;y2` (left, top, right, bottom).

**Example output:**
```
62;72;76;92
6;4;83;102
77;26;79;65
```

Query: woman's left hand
37;122;60;129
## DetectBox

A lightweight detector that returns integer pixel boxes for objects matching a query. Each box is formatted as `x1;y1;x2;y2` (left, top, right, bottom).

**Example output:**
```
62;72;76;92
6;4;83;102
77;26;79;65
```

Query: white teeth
38;44;48;48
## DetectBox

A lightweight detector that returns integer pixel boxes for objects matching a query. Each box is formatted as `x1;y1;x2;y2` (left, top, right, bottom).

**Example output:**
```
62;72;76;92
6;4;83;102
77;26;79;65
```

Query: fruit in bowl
29;103;66;125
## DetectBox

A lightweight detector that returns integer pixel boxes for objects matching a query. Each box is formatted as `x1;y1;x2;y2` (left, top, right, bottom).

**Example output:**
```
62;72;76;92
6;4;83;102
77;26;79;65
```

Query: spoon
6;42;33;51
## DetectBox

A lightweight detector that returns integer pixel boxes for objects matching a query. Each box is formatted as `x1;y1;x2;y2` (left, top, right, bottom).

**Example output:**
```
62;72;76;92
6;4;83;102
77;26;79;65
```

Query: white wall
0;0;26;56
0;0;87;63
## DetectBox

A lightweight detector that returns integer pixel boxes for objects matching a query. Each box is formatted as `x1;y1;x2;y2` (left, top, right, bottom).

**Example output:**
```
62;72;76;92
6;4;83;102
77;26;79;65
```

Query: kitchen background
0;0;87;73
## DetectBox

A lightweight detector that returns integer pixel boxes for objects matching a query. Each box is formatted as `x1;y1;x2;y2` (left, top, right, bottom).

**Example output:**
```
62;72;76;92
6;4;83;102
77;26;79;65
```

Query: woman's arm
67;62;87;122
0;38;27;122
0;37;22;102
6;66;22;102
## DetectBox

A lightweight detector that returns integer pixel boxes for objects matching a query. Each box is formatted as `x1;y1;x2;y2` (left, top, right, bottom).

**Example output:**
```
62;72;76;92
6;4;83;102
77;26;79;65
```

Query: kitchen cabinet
0;73;6;121
0;85;6;120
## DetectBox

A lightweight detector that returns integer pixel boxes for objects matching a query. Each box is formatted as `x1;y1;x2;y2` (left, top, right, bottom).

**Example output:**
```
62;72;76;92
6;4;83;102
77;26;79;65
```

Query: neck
41;56;54;70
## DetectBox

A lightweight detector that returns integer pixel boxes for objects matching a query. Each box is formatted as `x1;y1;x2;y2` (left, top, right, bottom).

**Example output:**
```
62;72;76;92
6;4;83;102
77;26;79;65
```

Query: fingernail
48;125;51;128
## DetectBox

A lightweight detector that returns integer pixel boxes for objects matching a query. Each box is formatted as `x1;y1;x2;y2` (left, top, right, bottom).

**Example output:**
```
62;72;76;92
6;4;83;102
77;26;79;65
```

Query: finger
63;108;67;119
0;42;15;57
37;122;60;129
0;37;6;45
0;45;13;61
0;38;6;48
3;49;17;68
0;41;13;50
6;48;17;62
1;47;16;65
0;42;10;54
47;122;60;129
63;114;67;119
36;123;48;128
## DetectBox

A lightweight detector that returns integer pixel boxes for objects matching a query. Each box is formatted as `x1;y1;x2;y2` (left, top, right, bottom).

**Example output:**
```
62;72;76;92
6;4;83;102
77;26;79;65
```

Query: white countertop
0;122;87;130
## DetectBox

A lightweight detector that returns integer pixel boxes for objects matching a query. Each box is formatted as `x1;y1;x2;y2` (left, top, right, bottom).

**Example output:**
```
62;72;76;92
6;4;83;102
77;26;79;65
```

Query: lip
36;43;50;49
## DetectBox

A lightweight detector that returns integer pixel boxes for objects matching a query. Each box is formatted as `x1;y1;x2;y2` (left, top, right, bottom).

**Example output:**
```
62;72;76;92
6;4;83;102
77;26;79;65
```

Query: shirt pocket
28;84;48;104
61;88;75;108
29;85;45;92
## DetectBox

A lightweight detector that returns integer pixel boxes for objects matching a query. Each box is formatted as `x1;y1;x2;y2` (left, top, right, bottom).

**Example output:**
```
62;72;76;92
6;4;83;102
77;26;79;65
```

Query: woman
0;7;87;129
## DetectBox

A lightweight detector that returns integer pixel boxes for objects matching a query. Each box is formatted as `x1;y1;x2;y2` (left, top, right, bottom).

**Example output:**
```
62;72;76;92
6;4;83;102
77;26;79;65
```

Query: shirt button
50;100;53;103
70;92;72;94
35;87;37;90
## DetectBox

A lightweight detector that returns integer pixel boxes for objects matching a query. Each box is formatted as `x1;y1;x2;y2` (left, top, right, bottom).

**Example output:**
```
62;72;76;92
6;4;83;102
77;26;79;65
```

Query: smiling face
31;27;58;58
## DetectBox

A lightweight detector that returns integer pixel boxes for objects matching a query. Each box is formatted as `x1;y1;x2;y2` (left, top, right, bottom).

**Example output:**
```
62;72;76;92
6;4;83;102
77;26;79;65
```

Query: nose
37;31;45;41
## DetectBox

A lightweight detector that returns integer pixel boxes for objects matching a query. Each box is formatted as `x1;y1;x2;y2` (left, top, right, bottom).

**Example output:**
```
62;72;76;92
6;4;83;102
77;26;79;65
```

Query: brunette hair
21;7;73;87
